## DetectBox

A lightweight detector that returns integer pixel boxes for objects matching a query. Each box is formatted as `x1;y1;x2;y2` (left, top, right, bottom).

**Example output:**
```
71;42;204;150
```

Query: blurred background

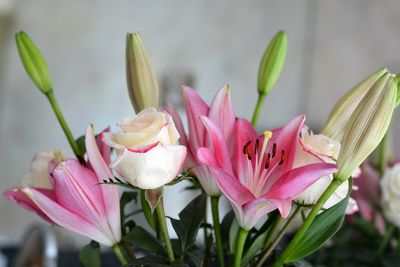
1;0;400;254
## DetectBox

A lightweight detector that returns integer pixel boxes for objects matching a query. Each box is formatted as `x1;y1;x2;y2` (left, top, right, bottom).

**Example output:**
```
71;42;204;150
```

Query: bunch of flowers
3;31;398;267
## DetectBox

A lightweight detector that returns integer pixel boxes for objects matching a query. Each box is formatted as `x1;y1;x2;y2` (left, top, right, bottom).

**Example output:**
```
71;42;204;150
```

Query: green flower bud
257;31;287;96
126;32;160;113
15;31;53;94
395;75;400;107
335;73;397;182
322;68;387;141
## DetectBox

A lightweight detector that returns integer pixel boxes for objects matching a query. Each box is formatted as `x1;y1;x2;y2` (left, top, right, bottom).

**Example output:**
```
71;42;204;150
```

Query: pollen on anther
265;153;271;169
243;140;251;155
255;139;260;153
272;143;277;158
279;150;286;165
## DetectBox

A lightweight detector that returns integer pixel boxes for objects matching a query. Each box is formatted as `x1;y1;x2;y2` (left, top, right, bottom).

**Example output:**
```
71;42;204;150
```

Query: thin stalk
112;243;128;265
262;215;283;251
251;93;266;126
203;197;210;267
211;196;224;267
233;228;249;267
155;200;175;263
272;179;341;267
378;224;395;253
121;240;136;261
46;92;84;162
376;133;389;175
256;205;301;267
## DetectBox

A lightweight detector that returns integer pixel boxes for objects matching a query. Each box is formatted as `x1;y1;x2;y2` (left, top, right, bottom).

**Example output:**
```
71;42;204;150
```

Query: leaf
120;191;138;222
241;231;268;265
229;219;240;254
126;256;189;267
141;189;158;231
171;193;207;253
284;179;353;262
75;135;86;157
79;241;101;267
123;226;165;255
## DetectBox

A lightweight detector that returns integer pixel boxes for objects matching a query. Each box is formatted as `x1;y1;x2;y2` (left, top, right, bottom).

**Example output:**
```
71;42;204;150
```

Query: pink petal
51;159;107;224
232;118;258;186
23;187;116;246
208;84;236;142
200;116;234;175
240;198;277;229
268;199;293;218
265;163;337;200
97;127;112;165
86;125;121;242
182;86;210;150
166;103;188;146
3;188;54;223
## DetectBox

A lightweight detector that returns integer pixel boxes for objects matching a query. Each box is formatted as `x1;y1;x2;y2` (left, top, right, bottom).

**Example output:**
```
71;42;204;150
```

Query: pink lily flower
168;84;235;196
198;115;337;230
4;125;121;246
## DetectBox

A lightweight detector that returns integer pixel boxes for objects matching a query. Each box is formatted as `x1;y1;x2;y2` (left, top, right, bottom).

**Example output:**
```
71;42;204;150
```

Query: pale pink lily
198;115;337;230
168;84;235;196
4;125;121;246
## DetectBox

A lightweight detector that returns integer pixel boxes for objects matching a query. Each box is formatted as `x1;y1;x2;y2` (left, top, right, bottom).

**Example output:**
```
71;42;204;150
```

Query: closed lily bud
126;32;160;113
322;68;387;141
15;31;53;95
257;31;287;96
335;73;397;182
395;75;400;107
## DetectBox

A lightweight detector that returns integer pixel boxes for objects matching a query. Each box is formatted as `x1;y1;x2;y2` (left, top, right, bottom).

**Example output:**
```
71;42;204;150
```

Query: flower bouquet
3;31;398;267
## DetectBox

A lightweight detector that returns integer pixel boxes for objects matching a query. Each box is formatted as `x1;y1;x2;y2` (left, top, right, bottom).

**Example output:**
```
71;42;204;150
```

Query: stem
155;200;175;263
378;224;395;253
121;240;136;261
272;179;341;267
262;214;283;251
233;228;249;267
251;93;266;126
377;133;389;175
256;206;301;267
211;196;225;267
203;197;210;267
112;243;128;265
46;92;84;162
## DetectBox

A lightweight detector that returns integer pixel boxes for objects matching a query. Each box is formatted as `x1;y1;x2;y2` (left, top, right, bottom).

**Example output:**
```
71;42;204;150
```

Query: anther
272;143;277;158
243;140;251;155
279;150;286;165
255;139;260;154
265;153;271;169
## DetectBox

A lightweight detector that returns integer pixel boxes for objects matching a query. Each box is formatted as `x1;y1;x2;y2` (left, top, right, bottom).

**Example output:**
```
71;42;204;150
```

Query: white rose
22;150;64;189
102;107;187;189
380;164;400;228
295;128;358;214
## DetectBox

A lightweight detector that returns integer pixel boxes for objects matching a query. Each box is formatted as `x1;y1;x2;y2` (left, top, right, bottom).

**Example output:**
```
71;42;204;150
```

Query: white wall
0;0;400;246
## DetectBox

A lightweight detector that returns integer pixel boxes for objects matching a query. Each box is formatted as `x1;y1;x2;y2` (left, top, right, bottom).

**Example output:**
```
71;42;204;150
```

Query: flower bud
322;68;387;141
15;31;53;94
126;32;160;113
335;73;397;182
395;75;400;107
257;31;287;96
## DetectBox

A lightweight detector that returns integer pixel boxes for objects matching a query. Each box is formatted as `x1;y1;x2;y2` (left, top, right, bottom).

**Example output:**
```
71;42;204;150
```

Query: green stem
112;243;128;265
272;179;342;267
377;133;389;175
46;92;84;162
203;197;210;267
233;228;249;267
256;205;301;267
378;224;395;253
251;93;266;126
262;214;283;251
121;240;136;261
211;196;225;267
155;200;175;263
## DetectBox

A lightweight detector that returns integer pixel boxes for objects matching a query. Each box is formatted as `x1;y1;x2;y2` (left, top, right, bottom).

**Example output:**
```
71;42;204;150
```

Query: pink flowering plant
3;30;399;267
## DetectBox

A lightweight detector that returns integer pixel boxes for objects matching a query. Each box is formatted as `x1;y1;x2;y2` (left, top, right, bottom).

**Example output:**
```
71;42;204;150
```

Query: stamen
272;143;277;158
279;150;286;165
243;140;251;155
255;139;260;154
265;153;271;169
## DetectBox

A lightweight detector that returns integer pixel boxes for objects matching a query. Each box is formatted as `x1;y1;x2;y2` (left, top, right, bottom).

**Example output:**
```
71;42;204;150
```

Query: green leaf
241;231;268;265
120;191;138;223
141;189;158;231
75;135;86;157
123;226;166;255
171;193;207;253
126;255;189;267
229;219;240;254
284;179;352;262
79;241;101;267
